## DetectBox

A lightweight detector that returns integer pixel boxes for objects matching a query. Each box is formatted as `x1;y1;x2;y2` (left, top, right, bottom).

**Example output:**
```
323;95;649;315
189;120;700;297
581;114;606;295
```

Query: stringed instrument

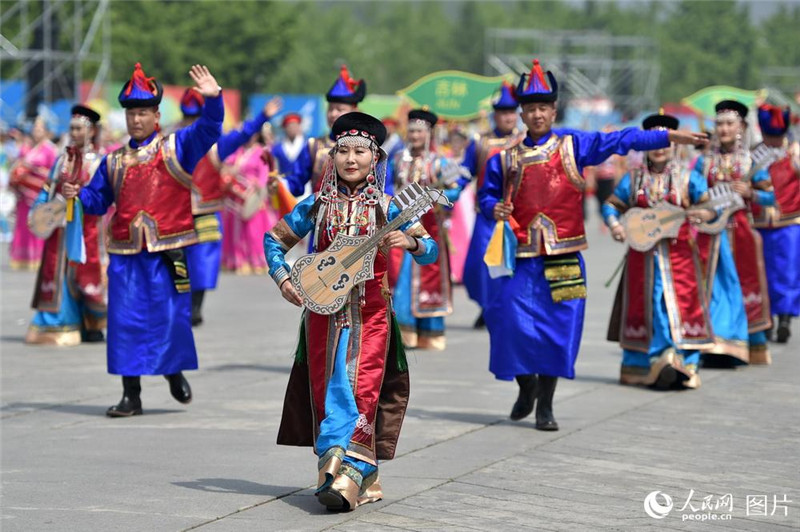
622;183;744;252
291;183;450;315
28;146;83;239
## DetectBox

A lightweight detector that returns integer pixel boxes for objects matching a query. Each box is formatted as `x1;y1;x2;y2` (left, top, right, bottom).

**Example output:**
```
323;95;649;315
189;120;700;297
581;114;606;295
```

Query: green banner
682;85;768;118
398;70;511;120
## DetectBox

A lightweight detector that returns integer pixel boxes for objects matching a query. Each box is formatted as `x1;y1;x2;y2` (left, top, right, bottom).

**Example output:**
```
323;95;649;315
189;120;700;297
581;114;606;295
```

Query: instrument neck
341;206;419;268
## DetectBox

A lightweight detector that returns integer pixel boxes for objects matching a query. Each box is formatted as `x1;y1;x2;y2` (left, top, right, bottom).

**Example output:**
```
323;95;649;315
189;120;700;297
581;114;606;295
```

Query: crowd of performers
4;57;799;512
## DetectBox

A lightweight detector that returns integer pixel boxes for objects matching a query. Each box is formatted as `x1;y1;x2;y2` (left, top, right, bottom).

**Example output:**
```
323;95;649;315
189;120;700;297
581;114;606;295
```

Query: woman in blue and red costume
26;104;107;346
602;112;716;389
694;100;774;366
264;112;437;511
180;90;282;325
479;59;708;429
285;66;373;197
386;109;467;350
461;82;524;329
751;104;800;343
62;64;224;417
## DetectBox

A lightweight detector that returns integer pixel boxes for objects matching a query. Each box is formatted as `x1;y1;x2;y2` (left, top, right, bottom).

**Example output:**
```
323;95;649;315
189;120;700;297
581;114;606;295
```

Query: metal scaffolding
1;0;111;123
484;28;660;116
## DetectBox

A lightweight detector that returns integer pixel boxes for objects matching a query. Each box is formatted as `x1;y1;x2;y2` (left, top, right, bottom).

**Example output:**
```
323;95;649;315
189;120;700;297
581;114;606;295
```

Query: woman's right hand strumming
611;223;626;243
61;182;81;199
280;279;303;307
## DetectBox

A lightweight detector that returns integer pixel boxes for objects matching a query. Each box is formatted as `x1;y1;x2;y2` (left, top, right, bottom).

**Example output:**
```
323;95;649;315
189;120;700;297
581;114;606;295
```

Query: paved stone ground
2;225;799;531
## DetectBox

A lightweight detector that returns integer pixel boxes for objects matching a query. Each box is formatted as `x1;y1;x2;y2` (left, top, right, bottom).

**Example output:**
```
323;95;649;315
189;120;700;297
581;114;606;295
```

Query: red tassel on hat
339;65;359;92
526;59;550;92
769;105;787;130
124;62;157;96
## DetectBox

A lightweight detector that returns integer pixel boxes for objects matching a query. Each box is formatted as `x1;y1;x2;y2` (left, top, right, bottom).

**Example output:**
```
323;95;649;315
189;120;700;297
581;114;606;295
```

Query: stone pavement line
186;377;689;531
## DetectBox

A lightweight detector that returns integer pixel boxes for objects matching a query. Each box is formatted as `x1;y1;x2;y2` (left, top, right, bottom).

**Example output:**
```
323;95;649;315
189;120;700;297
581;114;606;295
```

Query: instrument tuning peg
426;188;452;208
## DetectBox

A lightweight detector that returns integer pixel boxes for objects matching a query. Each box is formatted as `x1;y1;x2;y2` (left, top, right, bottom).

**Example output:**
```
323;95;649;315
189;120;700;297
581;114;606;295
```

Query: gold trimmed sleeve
269;219;301;251
605;194;628;212
560;135;586;191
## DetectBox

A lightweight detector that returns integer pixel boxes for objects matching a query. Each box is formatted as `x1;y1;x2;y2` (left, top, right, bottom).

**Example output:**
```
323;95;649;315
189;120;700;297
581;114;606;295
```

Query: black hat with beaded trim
71;104;101;124
408;108;438;128
642;110;679;131
715;100;748;120
331;111;387;146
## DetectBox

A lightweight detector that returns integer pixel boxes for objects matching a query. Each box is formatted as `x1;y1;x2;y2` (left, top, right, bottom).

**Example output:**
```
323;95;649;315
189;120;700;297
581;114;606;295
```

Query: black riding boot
165;372;192;404
191;290;205;327
473;311;486;329
777;314;792;343
106;376;142;417
535;375;559;431
509;374;537;421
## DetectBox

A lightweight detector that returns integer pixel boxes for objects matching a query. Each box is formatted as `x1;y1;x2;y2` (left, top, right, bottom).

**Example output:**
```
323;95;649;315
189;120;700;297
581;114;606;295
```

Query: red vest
502;134;586;257
106;134;197;254
752;153;800;228
191;144;224;214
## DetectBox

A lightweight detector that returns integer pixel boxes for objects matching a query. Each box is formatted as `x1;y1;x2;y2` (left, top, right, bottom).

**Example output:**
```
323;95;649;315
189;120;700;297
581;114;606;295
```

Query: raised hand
263;97;283;119
188;65;221;98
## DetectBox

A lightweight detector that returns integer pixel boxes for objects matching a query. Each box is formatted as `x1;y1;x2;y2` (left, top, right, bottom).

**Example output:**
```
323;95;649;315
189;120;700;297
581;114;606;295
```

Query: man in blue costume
285;65;368;197
271;112;305;176
461;81;524;328
62;64;223;417
181;92;281;326
751;104;799;343
478;59;707;430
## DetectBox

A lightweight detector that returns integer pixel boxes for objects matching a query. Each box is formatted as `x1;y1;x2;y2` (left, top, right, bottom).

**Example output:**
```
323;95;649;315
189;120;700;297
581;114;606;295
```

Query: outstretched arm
174;65;224;173
217;97;282;160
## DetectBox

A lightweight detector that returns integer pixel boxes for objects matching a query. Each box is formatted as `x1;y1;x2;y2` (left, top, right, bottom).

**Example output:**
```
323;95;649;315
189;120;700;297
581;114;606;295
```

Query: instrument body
292;183;450;315
622;183;744;252
291;233;378;315
623;202;685;252
27;146;86;239
28;196;66;239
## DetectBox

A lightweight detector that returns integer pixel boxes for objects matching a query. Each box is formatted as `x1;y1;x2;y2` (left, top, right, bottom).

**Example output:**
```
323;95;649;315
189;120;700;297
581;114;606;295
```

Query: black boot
106;376;142;417
473;311;486;329
191;290;205;327
81;329;105;343
165;372;192;404
535;375;559;431
509;374;537;421
777;314;792;343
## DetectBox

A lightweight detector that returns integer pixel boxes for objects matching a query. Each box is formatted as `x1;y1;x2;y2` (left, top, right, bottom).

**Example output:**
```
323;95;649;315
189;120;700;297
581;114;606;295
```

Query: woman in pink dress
221;133;277;274
8;118;58;270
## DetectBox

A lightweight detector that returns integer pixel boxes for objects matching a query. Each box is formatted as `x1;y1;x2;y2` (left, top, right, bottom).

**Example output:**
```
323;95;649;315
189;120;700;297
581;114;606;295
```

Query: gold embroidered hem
10;259;40;271
748;344;772;365
25;325;81;347
417;333;446;351
619;349;700;389
317;447;344;490
358;475;383;506
702;337;749;364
